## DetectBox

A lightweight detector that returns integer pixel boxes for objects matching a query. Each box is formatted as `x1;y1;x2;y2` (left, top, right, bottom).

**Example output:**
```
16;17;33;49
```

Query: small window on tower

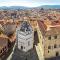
28;41;30;46
21;46;23;50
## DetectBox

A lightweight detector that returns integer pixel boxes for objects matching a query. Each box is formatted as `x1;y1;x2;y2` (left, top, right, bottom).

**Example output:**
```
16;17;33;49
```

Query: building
37;20;60;60
16;21;34;52
0;37;8;56
29;19;37;31
3;22;16;36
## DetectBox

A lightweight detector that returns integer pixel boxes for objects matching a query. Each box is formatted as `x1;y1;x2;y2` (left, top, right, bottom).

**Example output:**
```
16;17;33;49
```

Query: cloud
32;0;60;5
0;1;40;7
0;0;60;7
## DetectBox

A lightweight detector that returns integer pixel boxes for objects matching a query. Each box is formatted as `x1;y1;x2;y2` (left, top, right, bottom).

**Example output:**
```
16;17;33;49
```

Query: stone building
16;21;34;52
37;20;60;60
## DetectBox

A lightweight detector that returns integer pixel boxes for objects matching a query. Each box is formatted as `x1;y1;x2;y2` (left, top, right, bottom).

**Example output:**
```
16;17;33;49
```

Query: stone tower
16;21;34;52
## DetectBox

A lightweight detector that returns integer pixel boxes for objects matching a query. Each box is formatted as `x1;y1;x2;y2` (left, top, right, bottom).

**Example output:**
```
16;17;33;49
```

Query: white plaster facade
16;21;34;52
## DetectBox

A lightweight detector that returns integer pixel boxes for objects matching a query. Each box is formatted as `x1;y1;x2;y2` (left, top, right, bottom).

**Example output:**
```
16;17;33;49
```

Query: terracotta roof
0;21;4;25
9;34;16;42
37;20;47;35
37;20;60;36
51;20;60;26
45;27;60;36
5;22;15;25
0;37;8;50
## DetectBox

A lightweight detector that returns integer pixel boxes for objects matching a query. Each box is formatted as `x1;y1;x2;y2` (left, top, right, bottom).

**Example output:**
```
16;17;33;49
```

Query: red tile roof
37;20;60;36
51;20;60;26
0;37;8;50
37;20;47;35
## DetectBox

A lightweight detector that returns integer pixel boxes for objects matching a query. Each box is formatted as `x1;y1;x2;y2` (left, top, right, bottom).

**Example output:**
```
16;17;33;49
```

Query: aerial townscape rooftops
0;6;60;60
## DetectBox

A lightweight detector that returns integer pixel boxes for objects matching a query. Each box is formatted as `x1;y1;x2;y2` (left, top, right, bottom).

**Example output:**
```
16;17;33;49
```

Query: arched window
28;41;30;46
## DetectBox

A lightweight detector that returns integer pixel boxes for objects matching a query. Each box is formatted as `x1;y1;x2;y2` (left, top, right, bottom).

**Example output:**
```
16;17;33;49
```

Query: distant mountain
0;5;60;10
0;6;30;10
39;5;60;9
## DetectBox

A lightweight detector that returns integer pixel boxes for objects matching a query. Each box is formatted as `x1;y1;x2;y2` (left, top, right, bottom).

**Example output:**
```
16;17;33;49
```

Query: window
48;50;49;53
48;46;51;49
56;52;59;56
21;46;23;50
48;36;51;40
54;44;57;48
54;35;57;39
28;41;30;46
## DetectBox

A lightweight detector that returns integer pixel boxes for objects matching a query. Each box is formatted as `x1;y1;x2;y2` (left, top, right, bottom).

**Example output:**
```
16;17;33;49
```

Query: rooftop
0;37;8;50
19;21;33;35
37;20;60;36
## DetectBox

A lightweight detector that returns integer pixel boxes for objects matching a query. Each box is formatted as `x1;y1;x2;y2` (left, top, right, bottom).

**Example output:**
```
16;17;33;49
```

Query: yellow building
29;19;37;31
37;20;60;60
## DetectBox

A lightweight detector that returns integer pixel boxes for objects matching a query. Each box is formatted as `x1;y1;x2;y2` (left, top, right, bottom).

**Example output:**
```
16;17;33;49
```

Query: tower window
28;41;30;46
21;46;23;50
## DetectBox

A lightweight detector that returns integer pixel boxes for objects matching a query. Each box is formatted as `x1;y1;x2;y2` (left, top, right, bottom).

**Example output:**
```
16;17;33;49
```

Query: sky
0;0;60;7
